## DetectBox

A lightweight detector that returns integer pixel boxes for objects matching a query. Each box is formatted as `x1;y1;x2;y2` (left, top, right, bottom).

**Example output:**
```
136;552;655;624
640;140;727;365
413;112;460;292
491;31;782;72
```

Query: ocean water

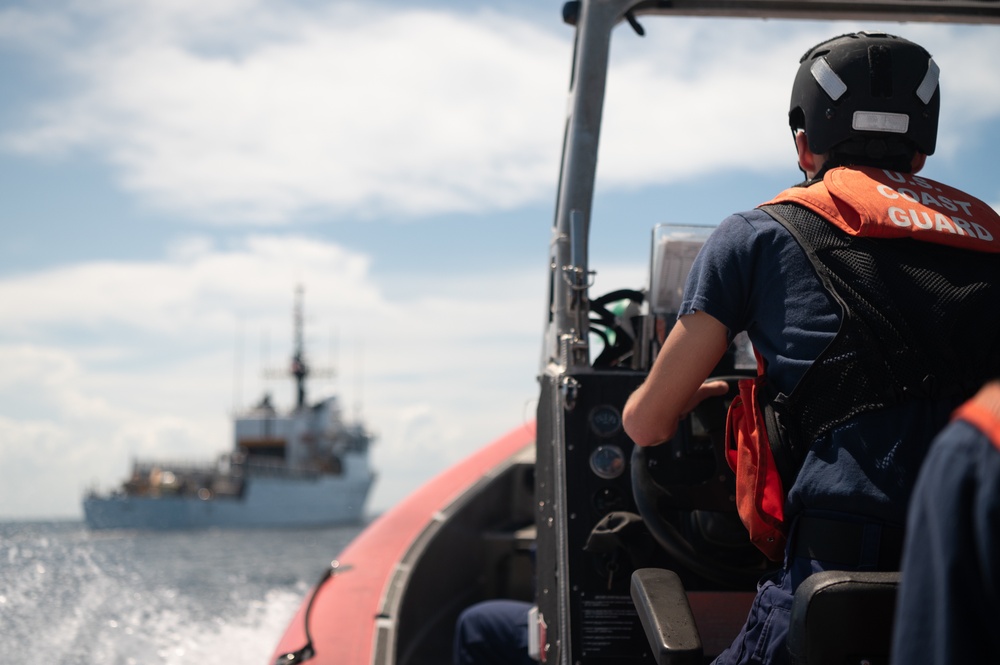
0;520;364;664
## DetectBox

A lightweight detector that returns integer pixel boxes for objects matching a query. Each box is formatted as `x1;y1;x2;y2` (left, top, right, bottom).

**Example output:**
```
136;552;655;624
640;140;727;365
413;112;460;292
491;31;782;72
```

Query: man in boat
891;379;1000;664
623;31;1000;664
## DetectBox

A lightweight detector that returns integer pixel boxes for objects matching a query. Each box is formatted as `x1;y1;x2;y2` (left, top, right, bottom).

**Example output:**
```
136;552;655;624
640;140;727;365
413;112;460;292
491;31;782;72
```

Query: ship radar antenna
263;285;334;409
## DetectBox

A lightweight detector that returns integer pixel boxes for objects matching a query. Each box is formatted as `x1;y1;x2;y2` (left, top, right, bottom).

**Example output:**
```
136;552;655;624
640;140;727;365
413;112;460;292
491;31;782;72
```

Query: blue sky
2;1;998;520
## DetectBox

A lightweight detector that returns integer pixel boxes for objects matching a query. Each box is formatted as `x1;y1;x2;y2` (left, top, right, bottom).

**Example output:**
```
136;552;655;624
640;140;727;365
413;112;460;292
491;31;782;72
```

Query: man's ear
794;131;820;177
912;152;927;174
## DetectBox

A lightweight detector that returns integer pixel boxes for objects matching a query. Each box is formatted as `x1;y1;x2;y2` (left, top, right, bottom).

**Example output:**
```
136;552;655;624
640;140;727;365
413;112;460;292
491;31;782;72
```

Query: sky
1;1;999;521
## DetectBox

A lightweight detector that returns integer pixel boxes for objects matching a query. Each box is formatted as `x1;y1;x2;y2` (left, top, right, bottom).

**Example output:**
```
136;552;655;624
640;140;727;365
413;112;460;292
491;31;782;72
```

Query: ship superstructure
84;287;375;530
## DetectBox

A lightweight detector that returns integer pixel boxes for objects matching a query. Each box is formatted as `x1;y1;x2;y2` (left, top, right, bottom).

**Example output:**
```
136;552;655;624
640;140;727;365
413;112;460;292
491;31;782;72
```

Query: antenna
262;285;334;409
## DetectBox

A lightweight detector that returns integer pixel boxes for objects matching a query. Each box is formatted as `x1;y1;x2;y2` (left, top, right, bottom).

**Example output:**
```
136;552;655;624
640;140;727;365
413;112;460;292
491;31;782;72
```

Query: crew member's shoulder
716;207;794;239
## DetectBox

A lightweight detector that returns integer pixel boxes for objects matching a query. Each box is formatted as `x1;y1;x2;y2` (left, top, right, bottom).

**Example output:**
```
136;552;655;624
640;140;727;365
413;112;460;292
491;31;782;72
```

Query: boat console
536;221;767;663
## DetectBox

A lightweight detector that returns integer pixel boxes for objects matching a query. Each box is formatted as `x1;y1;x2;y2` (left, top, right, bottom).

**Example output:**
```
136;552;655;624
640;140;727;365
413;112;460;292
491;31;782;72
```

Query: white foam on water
0;522;359;663
93;587;307;665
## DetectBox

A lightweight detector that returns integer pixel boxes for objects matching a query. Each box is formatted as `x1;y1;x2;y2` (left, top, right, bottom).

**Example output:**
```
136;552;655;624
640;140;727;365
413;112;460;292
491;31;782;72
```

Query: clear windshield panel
649;223;714;317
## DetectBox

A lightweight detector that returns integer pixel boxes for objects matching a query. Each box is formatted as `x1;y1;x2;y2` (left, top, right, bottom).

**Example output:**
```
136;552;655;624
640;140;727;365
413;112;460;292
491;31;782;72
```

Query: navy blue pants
453;599;534;665
711;557;810;665
713;517;902;665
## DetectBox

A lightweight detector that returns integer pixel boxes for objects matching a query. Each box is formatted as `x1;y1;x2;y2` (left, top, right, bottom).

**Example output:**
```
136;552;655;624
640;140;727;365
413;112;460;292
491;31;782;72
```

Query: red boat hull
269;423;536;664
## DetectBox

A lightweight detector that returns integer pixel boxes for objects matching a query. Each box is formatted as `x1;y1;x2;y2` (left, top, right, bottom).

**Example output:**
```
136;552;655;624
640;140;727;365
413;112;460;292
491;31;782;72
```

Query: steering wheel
631;376;777;589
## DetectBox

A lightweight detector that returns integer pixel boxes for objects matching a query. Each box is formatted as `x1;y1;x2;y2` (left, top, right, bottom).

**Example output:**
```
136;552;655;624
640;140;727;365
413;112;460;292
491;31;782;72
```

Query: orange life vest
764;166;1000;252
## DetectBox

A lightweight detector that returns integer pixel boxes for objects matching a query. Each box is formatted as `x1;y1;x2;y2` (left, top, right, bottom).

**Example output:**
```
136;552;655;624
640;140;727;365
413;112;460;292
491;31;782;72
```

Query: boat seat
631;568;900;665
630;568;703;665
787;570;900;665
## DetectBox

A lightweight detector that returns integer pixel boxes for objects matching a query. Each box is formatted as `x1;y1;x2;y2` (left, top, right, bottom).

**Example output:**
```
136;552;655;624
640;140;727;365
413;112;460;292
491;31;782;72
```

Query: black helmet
789;32;940;159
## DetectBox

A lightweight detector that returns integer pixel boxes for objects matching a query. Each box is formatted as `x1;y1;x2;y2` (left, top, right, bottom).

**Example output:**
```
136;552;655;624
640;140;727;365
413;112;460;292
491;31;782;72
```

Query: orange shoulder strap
953;381;1000;452
763;167;1000;253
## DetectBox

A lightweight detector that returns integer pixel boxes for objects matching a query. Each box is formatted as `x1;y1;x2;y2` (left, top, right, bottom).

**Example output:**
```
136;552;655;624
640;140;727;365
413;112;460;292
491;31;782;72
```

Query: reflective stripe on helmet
916;58;940;105
853;111;909;134
810;57;847;101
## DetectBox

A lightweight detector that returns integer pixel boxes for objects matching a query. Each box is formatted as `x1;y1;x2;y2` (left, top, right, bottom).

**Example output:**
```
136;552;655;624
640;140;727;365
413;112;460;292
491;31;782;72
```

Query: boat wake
0;521;361;663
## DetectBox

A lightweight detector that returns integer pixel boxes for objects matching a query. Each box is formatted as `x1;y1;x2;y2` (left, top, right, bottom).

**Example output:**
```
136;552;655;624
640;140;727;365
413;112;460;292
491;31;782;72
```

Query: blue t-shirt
681;208;956;525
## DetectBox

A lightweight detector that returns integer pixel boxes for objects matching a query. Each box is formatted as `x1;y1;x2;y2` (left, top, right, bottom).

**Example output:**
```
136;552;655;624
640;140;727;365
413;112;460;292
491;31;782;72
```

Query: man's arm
623;310;730;447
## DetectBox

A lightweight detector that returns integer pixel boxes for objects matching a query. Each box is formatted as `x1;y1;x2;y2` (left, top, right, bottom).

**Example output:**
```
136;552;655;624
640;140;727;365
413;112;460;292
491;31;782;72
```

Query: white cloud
3;6;999;225
2;1;570;223
0;235;541;519
597;20;1000;188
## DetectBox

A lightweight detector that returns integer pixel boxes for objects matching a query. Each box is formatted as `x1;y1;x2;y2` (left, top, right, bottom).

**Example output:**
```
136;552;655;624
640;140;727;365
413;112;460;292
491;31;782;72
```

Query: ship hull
83;473;374;530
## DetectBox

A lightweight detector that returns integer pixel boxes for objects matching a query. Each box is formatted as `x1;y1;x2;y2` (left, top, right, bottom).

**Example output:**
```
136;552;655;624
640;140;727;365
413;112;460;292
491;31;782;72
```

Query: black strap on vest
753;378;800;500
793;517;905;570
760;202;1000;480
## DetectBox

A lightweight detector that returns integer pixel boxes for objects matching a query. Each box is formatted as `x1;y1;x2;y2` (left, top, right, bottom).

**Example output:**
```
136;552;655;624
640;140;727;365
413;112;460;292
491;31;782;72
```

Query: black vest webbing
761;202;1000;469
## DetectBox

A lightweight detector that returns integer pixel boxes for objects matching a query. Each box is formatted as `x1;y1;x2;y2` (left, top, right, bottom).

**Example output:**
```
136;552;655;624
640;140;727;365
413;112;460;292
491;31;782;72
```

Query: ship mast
263;285;334;410
291;284;308;409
